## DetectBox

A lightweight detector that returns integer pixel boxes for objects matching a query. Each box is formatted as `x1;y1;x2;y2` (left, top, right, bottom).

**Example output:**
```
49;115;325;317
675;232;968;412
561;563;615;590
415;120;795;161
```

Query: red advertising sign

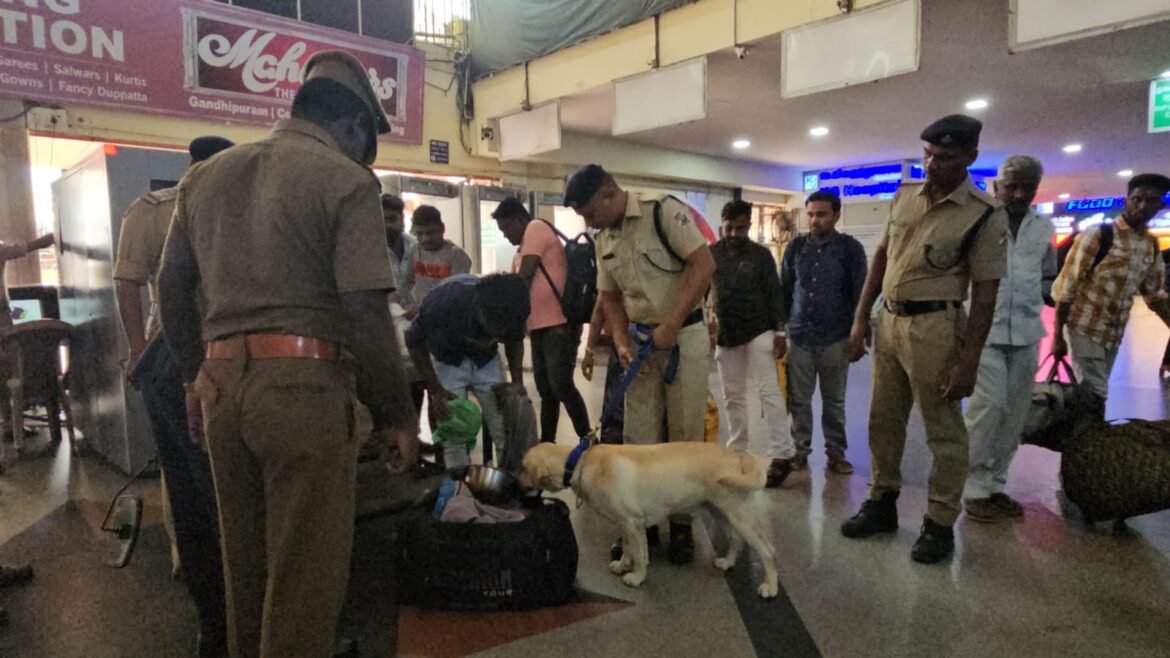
0;0;424;144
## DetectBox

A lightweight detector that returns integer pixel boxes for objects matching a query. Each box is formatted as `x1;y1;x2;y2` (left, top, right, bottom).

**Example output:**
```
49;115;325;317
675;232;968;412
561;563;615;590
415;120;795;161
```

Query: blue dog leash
564;325;680;487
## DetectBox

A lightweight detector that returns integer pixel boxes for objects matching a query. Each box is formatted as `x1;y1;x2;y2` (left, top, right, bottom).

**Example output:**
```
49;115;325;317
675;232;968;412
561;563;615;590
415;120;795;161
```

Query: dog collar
563;437;595;487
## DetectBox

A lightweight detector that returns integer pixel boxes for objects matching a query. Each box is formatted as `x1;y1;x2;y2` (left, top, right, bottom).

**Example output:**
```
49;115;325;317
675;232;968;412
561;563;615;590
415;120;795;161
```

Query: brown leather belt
205;334;339;361
884;299;960;317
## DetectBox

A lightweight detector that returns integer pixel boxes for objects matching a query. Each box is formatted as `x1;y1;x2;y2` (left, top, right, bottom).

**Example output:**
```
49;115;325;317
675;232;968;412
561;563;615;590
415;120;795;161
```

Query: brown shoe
766;458;793;488
989;492;1024;518
827;450;854;475
964;497;1001;523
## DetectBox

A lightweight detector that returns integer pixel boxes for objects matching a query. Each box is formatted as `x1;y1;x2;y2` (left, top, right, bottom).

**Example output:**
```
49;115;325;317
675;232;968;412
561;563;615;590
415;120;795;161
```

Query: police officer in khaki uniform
564;164;715;564
116;137;234;365
115;136;233;657
840;115;1006;564
159;51;417;658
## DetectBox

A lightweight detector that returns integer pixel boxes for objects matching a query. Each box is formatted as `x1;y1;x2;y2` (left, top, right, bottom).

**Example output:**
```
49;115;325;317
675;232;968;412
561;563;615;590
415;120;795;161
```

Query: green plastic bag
431;398;482;449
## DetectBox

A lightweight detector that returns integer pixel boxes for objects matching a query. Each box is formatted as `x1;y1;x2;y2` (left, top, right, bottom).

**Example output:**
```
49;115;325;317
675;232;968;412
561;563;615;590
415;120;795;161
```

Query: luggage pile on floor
396;467;578;610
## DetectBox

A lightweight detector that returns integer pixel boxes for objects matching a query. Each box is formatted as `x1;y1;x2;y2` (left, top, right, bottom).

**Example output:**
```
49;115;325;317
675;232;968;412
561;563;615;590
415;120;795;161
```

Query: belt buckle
886;300;907;316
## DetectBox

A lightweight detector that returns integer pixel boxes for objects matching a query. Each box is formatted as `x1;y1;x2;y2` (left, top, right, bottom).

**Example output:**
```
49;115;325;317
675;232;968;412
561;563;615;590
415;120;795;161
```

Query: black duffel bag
396;497;577;610
1020;357;1102;452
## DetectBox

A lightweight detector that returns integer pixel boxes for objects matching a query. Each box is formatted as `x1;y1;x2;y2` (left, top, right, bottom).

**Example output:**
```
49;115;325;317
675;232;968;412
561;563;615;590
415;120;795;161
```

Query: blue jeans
433;356;505;470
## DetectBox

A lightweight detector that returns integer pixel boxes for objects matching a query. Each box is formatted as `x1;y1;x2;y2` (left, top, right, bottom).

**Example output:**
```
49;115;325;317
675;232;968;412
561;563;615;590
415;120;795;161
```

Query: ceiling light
964;98;988;110
1059;193;1070;199
732;139;751;149
1117;169;1134;177
1062;143;1082;154
1161;70;1170;78
809;126;829;137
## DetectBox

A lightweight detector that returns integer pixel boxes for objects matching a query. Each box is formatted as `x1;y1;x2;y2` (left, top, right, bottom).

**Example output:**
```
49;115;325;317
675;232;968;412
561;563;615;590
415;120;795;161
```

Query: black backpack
536;220;597;324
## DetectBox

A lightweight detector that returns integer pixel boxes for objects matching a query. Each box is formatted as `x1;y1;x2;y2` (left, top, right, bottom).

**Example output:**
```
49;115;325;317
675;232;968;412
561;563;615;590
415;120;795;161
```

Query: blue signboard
804;161;998;203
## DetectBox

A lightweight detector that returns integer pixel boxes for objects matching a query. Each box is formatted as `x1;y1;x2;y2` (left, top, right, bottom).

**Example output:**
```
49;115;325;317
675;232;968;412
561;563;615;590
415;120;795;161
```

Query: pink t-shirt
514;220;568;331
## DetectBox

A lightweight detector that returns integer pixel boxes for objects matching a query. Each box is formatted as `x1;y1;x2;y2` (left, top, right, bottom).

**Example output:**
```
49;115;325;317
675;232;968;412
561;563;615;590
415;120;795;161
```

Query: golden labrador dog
519;442;779;598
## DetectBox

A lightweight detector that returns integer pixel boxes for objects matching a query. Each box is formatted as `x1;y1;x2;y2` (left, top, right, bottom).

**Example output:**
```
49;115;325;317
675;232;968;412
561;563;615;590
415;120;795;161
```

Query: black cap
563;164;608;208
188;136;234;163
491;197;529;221
920;114;982;149
1128;173;1170;194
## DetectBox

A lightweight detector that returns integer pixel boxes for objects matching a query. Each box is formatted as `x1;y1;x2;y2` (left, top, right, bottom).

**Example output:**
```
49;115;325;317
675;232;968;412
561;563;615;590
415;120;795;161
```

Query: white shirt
987;209;1057;346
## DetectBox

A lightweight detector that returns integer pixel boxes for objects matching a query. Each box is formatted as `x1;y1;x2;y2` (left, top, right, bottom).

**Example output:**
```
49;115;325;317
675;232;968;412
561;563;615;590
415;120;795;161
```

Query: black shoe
911;517;955;564
766;458;793;488
610;526;660;560
667;522;694;565
841;492;899;538
0;564;33;588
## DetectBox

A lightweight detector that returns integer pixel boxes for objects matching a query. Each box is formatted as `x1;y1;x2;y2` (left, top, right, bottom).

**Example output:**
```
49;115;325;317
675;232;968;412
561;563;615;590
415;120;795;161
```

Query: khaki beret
302;50;391;134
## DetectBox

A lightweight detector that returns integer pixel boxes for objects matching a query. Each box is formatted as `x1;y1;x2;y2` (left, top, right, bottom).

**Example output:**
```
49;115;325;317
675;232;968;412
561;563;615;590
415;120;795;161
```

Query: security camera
735;46;749;60
837;0;853;13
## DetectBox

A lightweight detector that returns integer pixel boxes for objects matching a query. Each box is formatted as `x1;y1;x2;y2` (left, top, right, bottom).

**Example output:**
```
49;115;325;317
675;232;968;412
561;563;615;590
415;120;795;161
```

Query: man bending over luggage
405;274;530;470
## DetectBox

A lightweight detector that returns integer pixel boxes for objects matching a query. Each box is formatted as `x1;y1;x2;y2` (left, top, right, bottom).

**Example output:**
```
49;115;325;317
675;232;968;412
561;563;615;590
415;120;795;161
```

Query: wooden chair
0;320;77;453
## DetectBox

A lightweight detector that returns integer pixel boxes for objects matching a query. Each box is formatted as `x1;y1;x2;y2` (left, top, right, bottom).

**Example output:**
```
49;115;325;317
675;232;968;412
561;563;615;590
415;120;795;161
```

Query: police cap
920;114;982;149
302;50;392;134
563;164;608;208
188;136;234;163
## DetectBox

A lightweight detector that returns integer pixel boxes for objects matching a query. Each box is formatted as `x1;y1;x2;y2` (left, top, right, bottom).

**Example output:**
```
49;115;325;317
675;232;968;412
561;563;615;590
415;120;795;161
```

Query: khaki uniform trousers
623;322;709;444
624;322;709;524
868;306;969;526
196;339;357;658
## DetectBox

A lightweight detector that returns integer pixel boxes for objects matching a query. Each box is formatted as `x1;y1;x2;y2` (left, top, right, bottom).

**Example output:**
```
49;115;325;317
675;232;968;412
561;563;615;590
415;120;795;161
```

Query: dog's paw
757;581;779;599
713;557;735;571
621;572;646;588
608;560;630;575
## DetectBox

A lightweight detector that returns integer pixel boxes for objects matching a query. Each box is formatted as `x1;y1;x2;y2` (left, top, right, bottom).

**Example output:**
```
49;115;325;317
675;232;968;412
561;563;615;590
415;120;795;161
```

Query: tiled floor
2;301;1169;657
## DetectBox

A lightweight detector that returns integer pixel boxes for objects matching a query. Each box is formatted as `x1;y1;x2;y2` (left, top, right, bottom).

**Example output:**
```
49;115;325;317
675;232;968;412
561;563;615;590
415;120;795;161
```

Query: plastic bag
431;398;481;449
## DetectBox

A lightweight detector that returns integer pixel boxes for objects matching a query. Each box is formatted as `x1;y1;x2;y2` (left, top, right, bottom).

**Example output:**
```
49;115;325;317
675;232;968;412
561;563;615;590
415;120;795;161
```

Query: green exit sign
1150;79;1170;133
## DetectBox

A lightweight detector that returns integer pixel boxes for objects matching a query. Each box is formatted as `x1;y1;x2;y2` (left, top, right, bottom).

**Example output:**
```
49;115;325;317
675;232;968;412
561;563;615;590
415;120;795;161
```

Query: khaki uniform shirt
114;188;177;340
170;118;395;344
596;193;708;324
881;176;1007;302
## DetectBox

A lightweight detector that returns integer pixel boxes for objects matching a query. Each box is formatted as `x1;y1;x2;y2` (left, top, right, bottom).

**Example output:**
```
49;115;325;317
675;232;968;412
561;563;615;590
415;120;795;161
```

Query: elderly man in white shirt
963;156;1056;523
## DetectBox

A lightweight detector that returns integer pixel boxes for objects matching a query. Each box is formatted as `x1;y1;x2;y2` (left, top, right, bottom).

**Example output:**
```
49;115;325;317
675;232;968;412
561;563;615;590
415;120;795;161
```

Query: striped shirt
1051;217;1164;350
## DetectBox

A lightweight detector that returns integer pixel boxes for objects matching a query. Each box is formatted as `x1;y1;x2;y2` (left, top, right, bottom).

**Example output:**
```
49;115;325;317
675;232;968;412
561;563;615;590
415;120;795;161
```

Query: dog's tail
717;452;768;490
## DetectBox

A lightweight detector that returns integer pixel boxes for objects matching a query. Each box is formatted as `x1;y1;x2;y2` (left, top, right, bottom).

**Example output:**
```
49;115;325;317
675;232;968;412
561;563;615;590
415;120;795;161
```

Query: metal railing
414;0;470;47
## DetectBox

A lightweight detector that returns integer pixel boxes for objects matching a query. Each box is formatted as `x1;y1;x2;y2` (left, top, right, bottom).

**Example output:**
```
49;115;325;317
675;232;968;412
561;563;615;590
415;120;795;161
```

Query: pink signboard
0;0;425;144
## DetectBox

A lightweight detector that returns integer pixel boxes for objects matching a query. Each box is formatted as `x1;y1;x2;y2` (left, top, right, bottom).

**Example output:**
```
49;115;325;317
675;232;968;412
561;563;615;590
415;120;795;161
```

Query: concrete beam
473;0;886;127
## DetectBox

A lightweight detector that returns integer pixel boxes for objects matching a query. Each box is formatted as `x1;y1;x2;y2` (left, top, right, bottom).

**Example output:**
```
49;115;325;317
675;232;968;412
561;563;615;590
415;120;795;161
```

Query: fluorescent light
1059;193;1070;199
1062;143;1082;154
732;139;751;149
964;98;988;110
1161;70;1170;78
809;126;829;137
1117;169;1134;177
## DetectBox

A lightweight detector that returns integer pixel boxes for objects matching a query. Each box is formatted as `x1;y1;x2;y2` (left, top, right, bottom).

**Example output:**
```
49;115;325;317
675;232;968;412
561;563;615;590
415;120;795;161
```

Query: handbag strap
1040;353;1076;384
